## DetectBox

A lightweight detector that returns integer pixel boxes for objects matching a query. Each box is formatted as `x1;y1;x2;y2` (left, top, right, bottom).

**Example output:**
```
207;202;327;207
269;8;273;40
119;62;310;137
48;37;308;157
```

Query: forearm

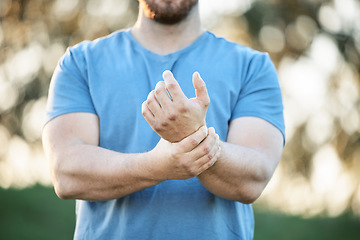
50;143;161;201
197;141;278;203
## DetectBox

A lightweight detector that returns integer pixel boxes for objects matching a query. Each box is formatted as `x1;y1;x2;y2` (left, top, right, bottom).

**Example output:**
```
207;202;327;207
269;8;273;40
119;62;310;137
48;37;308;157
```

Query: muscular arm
42;113;219;201
197;117;283;203
42;113;160;201
142;71;283;203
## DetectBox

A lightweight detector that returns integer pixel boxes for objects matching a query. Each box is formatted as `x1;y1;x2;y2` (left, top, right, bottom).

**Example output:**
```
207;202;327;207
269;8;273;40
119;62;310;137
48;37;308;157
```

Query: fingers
154;81;172;108
193;72;210;107
162;70;187;101
191;127;220;172
178;127;220;177
145;90;162;116
142;100;155;124
194;127;219;160
142;89;161;126
180;126;220;168
165;126;220;178
196;143;221;175
178;125;208;152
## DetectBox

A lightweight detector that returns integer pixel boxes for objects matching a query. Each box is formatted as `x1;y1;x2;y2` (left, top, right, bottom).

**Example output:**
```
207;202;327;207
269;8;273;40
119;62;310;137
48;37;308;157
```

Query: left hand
142;70;210;142
149;126;220;181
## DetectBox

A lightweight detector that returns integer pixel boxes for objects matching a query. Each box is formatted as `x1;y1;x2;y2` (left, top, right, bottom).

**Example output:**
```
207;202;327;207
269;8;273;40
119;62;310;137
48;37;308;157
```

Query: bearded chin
141;0;198;25
152;11;189;25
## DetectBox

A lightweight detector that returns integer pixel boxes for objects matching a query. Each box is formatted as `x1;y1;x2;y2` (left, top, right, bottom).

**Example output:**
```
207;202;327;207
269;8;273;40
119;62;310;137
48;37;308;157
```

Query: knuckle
178;159;188;168
167;82;177;90
155;88;162;95
208;160;215;168
146;98;153;104
204;98;210;107
178;102;188;113
153;122;163;131
206;152;214;161
202;145;211;154
187;166;198;176
189;169;198;177
188;137;200;146
161;121;169;127
171;151;181;161
168;112;178;121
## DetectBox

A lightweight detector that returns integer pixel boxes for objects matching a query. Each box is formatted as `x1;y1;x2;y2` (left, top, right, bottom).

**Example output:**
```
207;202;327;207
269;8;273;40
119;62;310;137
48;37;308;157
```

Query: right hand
150;126;221;181
142;70;210;142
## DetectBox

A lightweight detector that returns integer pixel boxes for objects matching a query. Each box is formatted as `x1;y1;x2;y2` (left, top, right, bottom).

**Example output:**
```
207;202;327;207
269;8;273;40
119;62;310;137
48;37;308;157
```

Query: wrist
146;145;167;182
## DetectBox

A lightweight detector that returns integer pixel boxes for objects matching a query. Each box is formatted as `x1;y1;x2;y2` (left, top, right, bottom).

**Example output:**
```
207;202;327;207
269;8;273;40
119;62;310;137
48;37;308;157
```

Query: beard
139;0;199;25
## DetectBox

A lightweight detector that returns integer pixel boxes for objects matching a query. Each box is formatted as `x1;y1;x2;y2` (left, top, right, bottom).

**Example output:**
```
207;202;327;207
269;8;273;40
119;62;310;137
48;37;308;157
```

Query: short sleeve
45;44;96;125
231;52;285;140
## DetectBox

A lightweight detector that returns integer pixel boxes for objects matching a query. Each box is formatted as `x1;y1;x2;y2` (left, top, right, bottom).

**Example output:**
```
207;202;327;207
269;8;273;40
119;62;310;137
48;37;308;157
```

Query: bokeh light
0;0;359;220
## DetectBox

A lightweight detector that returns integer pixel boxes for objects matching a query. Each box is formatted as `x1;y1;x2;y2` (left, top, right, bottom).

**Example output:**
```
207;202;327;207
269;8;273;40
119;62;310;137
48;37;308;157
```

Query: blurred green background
1;185;360;239
0;0;359;239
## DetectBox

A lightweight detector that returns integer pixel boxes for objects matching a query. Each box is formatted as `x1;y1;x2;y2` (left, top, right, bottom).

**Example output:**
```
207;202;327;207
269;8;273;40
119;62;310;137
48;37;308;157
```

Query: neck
131;4;204;55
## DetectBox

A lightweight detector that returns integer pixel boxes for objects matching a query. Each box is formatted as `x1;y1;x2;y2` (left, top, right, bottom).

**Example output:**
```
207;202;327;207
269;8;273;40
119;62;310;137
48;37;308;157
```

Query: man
42;0;285;239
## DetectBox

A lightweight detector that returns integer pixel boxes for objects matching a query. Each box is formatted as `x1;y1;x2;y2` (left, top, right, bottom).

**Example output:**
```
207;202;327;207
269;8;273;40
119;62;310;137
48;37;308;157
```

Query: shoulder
67;30;130;57
204;31;275;81
205;31;270;64
59;30;131;70
206;32;259;53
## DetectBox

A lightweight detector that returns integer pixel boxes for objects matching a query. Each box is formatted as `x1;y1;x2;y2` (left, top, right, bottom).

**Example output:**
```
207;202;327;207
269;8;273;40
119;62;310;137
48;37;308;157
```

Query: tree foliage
0;0;359;216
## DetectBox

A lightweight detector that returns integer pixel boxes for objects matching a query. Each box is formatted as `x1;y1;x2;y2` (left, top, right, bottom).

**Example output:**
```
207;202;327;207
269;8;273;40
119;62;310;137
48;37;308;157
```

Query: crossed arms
42;70;283;203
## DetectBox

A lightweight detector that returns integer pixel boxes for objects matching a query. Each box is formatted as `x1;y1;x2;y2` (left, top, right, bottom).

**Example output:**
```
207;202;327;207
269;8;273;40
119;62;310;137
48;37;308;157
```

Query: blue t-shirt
46;29;285;239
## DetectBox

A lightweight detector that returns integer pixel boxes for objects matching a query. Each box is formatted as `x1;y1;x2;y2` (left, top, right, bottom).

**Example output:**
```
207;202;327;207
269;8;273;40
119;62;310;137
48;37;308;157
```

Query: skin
42;113;219;201
138;0;198;25
132;1;204;55
142;70;284;203
42;0;219;201
142;70;209;142
43;0;284;203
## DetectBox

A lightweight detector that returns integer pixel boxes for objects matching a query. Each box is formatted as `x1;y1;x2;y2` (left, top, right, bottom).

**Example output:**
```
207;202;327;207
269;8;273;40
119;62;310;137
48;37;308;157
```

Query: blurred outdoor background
0;0;359;239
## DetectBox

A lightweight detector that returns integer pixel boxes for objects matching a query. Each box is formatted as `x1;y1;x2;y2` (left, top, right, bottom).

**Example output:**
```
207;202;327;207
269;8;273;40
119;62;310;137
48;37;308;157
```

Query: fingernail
209;127;215;134
201;125;208;135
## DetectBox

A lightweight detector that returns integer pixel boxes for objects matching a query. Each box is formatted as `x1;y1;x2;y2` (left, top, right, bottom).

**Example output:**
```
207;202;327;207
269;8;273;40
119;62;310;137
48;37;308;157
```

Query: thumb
179;125;208;152
193;72;210;106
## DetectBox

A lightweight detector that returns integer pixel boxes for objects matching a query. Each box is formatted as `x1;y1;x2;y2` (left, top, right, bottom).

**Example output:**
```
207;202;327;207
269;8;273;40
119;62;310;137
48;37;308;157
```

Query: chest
86;54;242;150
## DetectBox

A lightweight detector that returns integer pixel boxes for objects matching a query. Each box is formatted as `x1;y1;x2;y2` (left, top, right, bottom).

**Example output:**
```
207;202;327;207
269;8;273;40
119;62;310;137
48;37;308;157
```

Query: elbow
53;178;75;200
52;174;76;200
237;162;276;204
236;189;262;204
51;157;78;200
233;181;268;204
234;189;261;204
54;184;71;200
